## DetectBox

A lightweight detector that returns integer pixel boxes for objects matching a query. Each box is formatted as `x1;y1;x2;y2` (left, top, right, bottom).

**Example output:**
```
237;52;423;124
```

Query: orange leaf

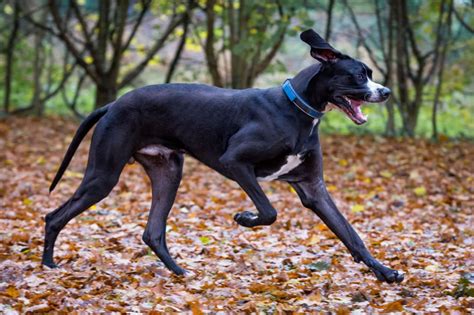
6;286;19;298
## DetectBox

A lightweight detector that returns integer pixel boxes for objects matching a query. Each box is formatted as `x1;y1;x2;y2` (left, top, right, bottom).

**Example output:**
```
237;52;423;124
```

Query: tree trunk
406;108;417;137
410;78;424;136
385;0;396;136
95;82;118;108
3;1;20;113
205;0;223;87
385;102;396;136
31;39;45;116
392;0;409;135
432;0;453;140
30;9;48;116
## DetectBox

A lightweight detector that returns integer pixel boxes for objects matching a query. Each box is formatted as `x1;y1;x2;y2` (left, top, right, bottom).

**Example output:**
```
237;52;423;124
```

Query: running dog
43;29;403;283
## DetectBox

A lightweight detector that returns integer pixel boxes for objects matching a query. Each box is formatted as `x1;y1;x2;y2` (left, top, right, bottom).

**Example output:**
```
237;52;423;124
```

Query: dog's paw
42;261;59;269
169;264;187;276
372;265;404;284
234;211;259;227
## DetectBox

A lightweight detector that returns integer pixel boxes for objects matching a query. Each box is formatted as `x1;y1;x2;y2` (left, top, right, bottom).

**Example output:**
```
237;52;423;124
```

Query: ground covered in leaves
0;117;473;313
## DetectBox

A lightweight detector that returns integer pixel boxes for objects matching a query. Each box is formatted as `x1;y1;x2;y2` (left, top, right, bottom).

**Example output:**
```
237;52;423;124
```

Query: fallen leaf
351;204;365;213
5;286;19;298
414;186;426;196
380;300;404;312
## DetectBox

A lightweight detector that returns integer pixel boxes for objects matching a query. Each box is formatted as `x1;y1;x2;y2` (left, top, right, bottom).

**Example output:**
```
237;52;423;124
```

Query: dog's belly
130;145;176;164
137;145;175;156
256;154;304;182
136;145;304;182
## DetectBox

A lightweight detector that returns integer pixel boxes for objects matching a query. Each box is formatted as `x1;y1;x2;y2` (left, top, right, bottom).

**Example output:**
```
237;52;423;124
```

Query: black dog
44;29;403;283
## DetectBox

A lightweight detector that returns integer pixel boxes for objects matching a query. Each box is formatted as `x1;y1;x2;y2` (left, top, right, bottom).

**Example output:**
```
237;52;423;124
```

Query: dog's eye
367;69;373;79
357;74;365;81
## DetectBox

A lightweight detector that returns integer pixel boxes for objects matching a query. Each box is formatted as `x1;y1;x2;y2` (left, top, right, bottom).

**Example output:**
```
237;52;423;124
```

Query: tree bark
204;0;223;87
325;0;335;41
381;0;396;136
3;0;21;114
30;7;48;116
387;0;450;136
432;0;453;140
95;82;118;108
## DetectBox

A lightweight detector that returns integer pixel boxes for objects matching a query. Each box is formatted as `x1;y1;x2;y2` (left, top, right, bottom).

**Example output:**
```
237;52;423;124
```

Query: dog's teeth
343;96;351;105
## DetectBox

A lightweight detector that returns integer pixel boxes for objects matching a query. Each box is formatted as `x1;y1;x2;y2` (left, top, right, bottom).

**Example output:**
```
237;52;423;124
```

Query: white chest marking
137;144;174;156
257;154;303;182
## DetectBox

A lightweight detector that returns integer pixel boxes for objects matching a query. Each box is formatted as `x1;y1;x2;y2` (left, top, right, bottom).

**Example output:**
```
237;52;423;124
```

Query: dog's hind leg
42;122;134;268
135;147;185;275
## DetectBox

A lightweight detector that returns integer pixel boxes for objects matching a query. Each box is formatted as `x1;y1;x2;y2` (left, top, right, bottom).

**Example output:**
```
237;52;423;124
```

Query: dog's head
301;29;391;125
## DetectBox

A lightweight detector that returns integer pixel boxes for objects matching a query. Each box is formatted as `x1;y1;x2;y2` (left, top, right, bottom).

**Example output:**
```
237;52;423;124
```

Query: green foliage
1;0;472;139
0;40;35;108
447;274;474;298
319;101;474;139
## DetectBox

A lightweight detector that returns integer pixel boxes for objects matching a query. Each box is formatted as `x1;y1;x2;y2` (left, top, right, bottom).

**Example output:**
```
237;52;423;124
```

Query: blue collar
282;79;324;119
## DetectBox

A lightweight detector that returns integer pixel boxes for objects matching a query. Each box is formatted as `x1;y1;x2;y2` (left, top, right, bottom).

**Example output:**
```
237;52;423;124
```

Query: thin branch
42;55;79;103
71;0;97;57
453;7;474;33
48;0;99;82
62;73;87;119
343;1;387;76
165;8;190;83
374;0;387;60
119;13;185;88
22;4;88;47
107;0;130;76
423;0;448;84
325;0;335;41
254;24;288;78
401;1;423;62
121;0;152;53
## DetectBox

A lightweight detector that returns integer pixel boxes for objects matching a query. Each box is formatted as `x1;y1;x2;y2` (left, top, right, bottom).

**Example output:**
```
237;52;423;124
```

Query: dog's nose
379;87;391;99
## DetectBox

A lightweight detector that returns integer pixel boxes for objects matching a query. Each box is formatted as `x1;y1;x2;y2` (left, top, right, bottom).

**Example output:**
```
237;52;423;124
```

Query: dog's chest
256;153;305;181
256;119;319;182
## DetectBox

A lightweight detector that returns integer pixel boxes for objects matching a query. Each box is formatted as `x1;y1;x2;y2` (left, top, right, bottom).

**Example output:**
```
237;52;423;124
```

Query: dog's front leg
291;179;404;283
220;155;277;228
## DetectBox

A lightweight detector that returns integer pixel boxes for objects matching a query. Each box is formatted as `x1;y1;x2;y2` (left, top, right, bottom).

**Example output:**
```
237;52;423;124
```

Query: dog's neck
290;64;327;112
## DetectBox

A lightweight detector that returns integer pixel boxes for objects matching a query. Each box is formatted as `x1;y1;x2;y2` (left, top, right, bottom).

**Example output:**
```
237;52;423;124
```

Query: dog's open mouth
336;96;367;125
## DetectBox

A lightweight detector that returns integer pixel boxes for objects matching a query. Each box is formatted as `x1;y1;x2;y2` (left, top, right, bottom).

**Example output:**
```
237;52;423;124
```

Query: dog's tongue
351;101;367;124
343;97;367;124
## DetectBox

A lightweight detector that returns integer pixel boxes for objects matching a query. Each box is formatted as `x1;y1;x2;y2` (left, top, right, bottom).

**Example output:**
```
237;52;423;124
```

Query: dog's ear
300;29;342;63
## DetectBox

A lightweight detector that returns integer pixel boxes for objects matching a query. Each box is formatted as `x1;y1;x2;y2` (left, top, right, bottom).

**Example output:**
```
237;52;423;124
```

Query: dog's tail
49;104;110;192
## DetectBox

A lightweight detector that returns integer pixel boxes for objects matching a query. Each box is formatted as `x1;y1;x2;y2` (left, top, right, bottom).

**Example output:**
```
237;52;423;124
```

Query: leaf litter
0;117;472;313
